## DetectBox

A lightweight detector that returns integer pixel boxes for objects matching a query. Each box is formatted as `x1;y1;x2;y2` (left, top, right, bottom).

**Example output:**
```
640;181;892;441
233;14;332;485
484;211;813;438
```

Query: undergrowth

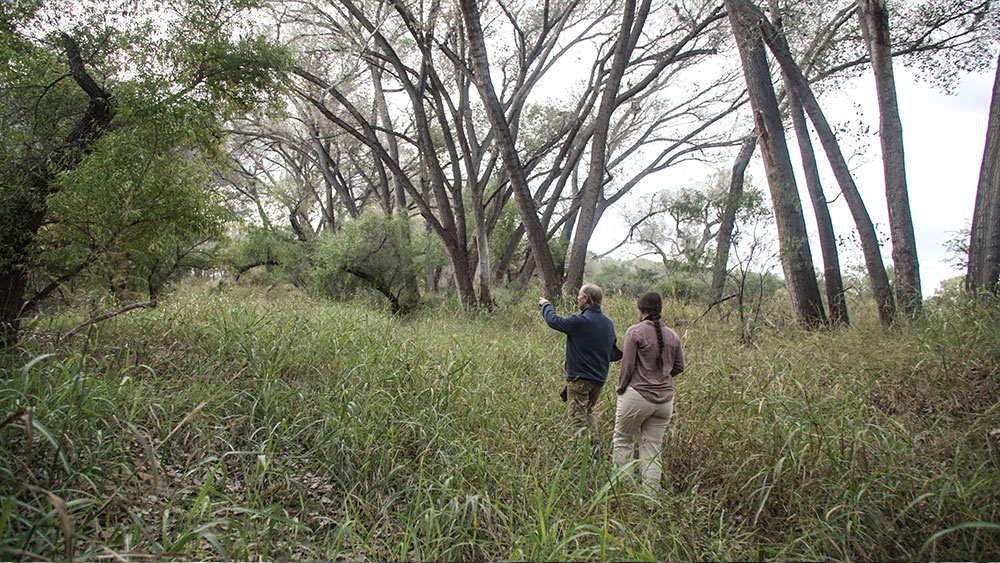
1;284;998;561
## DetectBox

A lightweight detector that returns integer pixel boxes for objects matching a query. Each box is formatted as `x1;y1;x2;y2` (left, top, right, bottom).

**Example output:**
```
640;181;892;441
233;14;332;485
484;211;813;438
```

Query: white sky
591;66;996;297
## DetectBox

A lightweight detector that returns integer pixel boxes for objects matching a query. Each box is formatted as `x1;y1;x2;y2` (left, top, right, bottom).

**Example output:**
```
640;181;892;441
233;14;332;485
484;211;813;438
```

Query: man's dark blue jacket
541;303;617;386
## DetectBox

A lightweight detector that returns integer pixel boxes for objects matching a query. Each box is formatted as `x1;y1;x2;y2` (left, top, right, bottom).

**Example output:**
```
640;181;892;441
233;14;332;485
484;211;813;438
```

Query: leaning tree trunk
751;5;896;326
726;0;826;326
564;0;649;294
767;0;847;325
968;51;1000;294
710;134;757;304
459;0;563;302
858;0;922;315
789;86;849;324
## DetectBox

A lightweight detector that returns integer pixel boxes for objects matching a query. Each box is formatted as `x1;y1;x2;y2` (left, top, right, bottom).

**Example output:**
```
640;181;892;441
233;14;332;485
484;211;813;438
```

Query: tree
858;0;922;316
562;0;649;295
726;0;827;325
768;0;848;324
624;170;770;278
710;134;758;303
968;51;1000;294
0;0;286;345
749;1;897;326
286;0;549;307
458;0;563;302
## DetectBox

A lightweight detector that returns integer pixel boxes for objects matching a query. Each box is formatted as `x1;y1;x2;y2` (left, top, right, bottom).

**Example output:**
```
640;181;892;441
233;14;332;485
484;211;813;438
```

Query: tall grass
1;283;998;560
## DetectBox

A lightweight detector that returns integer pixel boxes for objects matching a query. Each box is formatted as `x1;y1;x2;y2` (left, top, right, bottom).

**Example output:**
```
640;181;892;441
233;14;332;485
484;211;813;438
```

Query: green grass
1;283;998;561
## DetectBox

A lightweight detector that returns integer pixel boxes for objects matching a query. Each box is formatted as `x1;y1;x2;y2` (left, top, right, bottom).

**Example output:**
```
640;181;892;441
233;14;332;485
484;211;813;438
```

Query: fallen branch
695;293;738;324
62;300;157;339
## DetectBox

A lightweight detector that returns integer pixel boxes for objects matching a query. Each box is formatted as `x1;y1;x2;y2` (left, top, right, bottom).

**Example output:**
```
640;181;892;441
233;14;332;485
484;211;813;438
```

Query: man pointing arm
539;283;617;439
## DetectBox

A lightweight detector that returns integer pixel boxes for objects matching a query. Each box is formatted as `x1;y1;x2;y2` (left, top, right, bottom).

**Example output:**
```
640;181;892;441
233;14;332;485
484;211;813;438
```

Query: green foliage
592;260;666;298
488;199;520;263
0;0;290;310
38;123;226;297
590;256;783;308
221;227;311;287
1;286;998;560
628;171;772;273
313;212;423;312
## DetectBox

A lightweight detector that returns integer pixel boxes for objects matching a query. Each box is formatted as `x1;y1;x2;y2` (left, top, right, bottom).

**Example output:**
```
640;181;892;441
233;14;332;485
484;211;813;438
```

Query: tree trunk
302;113;360;219
710;134;757;303
0;260;30;348
1;34;115;345
789;94;849;325
968;52;1000;294
751;5;896;326
726;0;826;326
858;0;922;315
459;0;563;301
471;180;494;308
371;65;408;214
564;0;650;294
766;0;846;325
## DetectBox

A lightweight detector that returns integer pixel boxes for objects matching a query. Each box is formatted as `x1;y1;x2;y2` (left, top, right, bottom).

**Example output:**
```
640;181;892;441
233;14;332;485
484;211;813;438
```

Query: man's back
541;303;616;386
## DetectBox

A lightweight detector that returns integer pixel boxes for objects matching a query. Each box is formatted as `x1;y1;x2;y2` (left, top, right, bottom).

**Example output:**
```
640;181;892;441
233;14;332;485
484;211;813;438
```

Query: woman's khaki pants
612;386;674;493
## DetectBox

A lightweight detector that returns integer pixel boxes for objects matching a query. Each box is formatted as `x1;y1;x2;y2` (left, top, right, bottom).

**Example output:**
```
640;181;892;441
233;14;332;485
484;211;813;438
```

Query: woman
613;291;685;494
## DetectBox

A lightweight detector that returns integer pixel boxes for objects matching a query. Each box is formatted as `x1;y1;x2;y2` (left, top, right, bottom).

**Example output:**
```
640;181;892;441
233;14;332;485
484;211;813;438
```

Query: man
539;283;618;437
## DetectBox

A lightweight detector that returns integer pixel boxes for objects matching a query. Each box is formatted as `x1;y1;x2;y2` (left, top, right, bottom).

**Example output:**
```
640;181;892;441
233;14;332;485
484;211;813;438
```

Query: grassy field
1;283;999;561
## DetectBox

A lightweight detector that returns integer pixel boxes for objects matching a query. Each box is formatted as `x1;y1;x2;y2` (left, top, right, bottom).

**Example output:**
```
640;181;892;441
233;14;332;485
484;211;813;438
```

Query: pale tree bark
370;66;408;214
968;51;1000;294
726;0;826;325
710;134;757;303
564;0;650;295
299;108;361;220
458;0;562;302
749;2;896;326
857;0;922;316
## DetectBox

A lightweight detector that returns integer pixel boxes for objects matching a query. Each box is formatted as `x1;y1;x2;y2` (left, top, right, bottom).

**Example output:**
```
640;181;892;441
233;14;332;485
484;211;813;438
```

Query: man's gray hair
579;283;603;306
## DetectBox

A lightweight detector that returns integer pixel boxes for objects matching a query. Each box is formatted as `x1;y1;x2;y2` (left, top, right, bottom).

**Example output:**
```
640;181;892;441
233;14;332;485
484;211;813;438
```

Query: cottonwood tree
858;0;922;316
283;0;739;307
968;51;1000;294
726;0;827;325
710;134;758;303
460;0;738;297
767;0;848;324
738;0;895;325
724;0;996;325
284;0;579;306
457;0;564;302
622;171;770;279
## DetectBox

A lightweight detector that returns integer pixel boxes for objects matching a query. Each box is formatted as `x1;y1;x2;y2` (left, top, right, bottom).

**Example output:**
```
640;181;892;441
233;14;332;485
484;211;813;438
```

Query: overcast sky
592;65;996;298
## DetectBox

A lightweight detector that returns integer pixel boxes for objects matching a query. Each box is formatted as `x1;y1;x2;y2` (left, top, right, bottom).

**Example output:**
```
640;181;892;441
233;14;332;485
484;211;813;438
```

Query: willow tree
0;0;286;345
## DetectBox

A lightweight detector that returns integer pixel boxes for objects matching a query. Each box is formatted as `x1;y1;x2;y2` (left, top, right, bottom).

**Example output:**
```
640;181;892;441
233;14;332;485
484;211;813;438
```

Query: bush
312;211;422;313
